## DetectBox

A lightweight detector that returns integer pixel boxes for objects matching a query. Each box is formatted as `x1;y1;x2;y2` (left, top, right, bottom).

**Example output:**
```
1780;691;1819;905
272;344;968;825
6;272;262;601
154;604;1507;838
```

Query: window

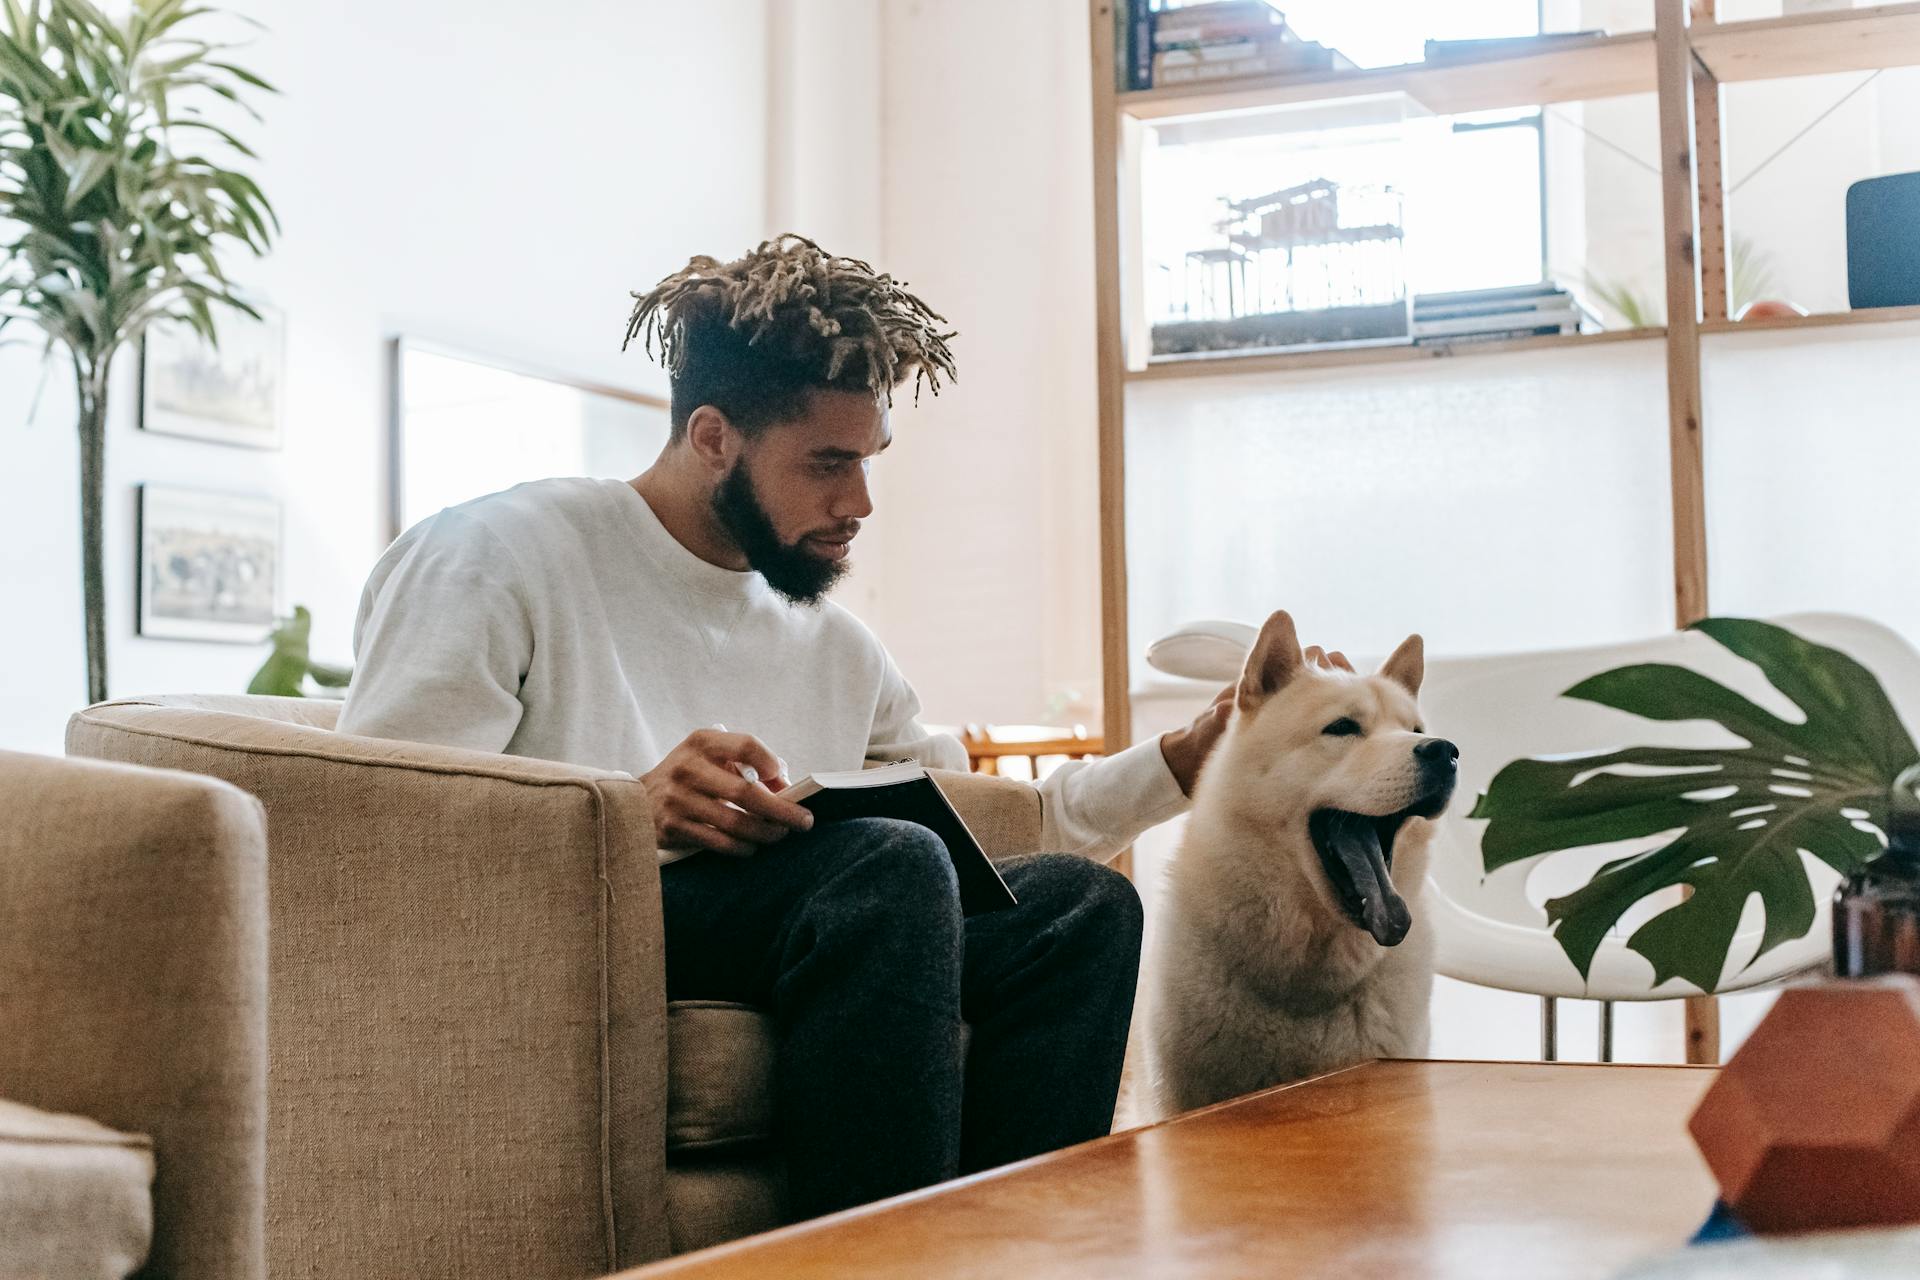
1139;1;1553;354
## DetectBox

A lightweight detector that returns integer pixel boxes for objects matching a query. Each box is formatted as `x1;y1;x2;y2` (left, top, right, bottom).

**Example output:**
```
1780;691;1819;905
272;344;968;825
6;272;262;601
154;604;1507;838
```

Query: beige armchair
0;749;268;1280
68;694;1044;1278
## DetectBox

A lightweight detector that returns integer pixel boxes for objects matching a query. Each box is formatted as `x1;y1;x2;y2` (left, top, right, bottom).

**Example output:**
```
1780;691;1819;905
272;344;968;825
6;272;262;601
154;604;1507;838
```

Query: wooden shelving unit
1692;1;1920;82
1698;302;1920;336
1087;1;1920;1061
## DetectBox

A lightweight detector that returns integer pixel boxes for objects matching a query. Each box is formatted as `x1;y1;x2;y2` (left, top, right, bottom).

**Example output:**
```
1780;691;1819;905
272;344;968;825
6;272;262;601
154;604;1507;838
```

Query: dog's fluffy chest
1145;807;1435;1117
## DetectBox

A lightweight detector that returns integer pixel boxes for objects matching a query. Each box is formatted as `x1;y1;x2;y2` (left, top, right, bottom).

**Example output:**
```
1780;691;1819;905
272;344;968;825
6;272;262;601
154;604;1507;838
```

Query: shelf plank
1698;303;1920;335
1118;31;1656;122
1125;327;1665;382
1692;2;1920;83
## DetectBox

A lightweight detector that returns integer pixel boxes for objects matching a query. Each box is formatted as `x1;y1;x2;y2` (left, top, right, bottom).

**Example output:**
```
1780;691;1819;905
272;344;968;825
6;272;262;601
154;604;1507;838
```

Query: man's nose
836;470;874;521
1415;738;1460;770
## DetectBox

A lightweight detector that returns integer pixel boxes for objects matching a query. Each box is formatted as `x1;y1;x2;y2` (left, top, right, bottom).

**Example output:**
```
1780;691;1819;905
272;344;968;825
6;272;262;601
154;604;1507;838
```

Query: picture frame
136;484;282;644
139;305;286;449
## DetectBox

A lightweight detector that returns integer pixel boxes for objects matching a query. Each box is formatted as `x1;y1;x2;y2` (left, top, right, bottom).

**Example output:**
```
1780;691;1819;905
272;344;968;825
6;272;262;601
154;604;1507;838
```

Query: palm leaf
1470;619;1919;991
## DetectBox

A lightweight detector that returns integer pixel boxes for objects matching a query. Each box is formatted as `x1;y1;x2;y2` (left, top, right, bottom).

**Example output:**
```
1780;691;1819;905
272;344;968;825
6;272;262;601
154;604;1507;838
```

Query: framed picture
137;485;282;643
139;306;286;449
389;337;670;538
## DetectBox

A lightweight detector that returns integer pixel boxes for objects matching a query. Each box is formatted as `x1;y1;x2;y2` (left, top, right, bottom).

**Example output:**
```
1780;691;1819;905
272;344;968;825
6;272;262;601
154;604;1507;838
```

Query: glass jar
1834;763;1920;979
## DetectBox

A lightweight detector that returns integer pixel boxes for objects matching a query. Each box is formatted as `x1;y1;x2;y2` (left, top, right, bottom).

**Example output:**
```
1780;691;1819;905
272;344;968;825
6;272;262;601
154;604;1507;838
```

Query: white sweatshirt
339;477;1188;864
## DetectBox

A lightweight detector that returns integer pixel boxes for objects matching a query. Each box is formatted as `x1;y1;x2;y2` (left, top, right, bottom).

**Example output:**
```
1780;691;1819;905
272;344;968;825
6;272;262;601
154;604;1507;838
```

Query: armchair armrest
0;750;267;1280
930;768;1043;861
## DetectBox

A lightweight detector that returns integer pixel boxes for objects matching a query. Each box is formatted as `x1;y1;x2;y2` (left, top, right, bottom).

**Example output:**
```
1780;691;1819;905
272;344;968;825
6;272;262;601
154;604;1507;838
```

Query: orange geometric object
1689;976;1920;1234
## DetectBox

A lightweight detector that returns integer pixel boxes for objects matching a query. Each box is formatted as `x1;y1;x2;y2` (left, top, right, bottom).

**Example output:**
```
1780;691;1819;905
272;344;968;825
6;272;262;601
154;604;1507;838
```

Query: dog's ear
1238;610;1304;710
1379;634;1425;696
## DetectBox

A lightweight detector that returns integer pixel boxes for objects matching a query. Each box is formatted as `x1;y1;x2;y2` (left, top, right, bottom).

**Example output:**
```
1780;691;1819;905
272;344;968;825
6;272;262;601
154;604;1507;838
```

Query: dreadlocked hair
623;234;959;439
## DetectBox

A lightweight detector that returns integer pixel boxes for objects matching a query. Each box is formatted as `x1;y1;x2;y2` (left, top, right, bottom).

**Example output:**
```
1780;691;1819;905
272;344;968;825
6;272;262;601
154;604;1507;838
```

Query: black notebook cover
795;774;1018;916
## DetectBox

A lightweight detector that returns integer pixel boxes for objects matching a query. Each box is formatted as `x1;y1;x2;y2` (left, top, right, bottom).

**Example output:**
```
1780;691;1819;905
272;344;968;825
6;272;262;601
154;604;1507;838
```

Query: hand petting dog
1159;641;1353;796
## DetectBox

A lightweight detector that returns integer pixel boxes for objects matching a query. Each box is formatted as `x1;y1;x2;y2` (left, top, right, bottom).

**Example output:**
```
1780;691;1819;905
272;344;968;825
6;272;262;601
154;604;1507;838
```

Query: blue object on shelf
1846;171;1920;310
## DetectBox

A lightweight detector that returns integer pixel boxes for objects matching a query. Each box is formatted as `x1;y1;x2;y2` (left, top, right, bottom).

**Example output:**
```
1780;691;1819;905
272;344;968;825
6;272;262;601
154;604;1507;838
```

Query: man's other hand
642;728;815;857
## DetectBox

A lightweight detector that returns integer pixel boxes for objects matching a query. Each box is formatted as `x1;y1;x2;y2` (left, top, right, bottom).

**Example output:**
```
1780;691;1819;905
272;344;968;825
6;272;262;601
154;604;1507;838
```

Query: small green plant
1471;619;1918;991
1581;273;1662;330
1569;236;1780;331
1730;236;1779;316
1;0;277;703
247;605;350;697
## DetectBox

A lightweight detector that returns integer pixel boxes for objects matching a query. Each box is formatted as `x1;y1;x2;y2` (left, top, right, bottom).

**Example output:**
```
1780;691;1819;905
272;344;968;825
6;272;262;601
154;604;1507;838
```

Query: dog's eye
1414;725;1425;734
1323;718;1363;737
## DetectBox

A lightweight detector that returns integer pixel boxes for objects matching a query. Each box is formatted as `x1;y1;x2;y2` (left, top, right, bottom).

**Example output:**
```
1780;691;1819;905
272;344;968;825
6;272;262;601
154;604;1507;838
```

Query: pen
711;724;787;787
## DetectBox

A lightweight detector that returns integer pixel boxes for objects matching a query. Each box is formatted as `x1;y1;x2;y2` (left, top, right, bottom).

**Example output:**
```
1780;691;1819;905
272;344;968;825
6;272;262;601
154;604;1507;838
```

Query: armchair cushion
0;1099;155;1280
666;1003;775;1152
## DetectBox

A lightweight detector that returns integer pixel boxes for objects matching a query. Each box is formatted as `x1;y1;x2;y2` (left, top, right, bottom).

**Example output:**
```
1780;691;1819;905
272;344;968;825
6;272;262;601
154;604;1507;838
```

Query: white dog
1146;610;1459;1117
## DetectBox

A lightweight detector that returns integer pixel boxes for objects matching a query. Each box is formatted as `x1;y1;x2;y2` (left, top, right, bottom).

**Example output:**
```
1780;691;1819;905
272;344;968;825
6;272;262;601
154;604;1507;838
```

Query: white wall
764;0;890;625
864;0;1106;733
1;0;773;753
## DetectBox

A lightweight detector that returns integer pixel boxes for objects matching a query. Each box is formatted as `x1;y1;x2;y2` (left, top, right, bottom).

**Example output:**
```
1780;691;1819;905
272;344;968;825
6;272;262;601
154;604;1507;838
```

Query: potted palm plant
0;0;276;703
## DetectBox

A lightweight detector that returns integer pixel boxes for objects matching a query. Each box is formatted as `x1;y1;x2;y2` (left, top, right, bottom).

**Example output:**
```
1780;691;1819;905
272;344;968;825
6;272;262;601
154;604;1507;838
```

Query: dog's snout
1415;737;1460;769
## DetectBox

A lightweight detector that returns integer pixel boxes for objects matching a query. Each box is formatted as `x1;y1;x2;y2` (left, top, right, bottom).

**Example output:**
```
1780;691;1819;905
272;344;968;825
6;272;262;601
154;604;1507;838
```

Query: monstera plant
1;0;276;703
1471;619;1920;991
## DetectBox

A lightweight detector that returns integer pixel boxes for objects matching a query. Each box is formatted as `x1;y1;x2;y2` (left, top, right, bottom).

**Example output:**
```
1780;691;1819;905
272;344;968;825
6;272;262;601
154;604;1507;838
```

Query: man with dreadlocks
340;235;1231;1223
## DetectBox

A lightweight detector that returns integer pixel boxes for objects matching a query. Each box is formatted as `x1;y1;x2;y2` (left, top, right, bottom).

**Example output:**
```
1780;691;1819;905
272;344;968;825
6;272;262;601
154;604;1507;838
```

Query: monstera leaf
1469;619;1919;991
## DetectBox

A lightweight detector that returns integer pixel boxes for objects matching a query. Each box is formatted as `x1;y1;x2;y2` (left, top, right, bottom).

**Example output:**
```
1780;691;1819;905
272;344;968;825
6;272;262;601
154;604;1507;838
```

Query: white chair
1147;613;1920;1060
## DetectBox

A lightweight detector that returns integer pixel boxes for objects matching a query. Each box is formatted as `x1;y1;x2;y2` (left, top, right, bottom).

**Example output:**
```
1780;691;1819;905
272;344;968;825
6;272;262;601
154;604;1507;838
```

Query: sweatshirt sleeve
867;653;1190;863
336;510;533;754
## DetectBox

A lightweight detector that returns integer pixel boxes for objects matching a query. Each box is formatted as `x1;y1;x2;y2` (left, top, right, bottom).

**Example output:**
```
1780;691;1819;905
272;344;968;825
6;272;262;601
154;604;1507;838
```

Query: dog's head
1221;610;1459;947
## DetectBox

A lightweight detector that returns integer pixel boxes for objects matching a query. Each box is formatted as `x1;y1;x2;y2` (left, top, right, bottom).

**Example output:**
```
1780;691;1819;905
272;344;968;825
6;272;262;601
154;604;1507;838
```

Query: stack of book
1128;2;1354;89
1410;283;1586;345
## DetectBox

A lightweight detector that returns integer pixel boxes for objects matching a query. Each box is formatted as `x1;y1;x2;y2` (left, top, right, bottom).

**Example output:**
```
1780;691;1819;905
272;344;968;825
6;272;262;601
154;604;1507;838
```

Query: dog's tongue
1318;810;1412;947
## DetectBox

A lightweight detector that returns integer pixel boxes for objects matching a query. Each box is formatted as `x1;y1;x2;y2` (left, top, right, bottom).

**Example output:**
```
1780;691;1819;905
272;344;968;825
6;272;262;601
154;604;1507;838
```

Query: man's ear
685;404;740;474
1238;610;1304;711
1379;634;1425;696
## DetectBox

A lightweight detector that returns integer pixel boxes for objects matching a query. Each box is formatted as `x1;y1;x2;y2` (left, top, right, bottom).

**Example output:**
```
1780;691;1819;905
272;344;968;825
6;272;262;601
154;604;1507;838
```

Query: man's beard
711;460;850;606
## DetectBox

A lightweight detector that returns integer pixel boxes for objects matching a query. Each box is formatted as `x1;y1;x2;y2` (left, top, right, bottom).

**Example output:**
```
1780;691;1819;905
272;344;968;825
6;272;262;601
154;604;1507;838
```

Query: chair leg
1599;1000;1616;1063
1540;995;1559;1062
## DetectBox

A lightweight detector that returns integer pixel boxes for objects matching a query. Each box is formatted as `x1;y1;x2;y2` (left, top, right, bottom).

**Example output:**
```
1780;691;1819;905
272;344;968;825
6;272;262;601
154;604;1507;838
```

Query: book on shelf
1155;42;1351;84
1154;35;1301;65
1155;33;1299;60
780;761;1018;916
1128;0;1155;90
1153;0;1288;44
1412;310;1582;342
1126;0;1289;90
1154;16;1289;47
1411;284;1584;343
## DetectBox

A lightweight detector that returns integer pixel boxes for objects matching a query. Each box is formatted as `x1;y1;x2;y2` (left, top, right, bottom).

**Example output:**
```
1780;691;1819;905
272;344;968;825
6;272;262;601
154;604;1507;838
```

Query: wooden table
622;1061;1718;1280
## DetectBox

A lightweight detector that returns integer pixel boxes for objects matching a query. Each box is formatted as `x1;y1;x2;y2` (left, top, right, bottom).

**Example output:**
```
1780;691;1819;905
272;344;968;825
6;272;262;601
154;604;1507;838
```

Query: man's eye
1323;718;1363;737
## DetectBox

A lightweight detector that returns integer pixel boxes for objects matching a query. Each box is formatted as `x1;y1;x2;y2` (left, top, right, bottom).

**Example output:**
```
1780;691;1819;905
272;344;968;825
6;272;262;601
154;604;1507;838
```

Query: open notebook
783;762;1018;916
